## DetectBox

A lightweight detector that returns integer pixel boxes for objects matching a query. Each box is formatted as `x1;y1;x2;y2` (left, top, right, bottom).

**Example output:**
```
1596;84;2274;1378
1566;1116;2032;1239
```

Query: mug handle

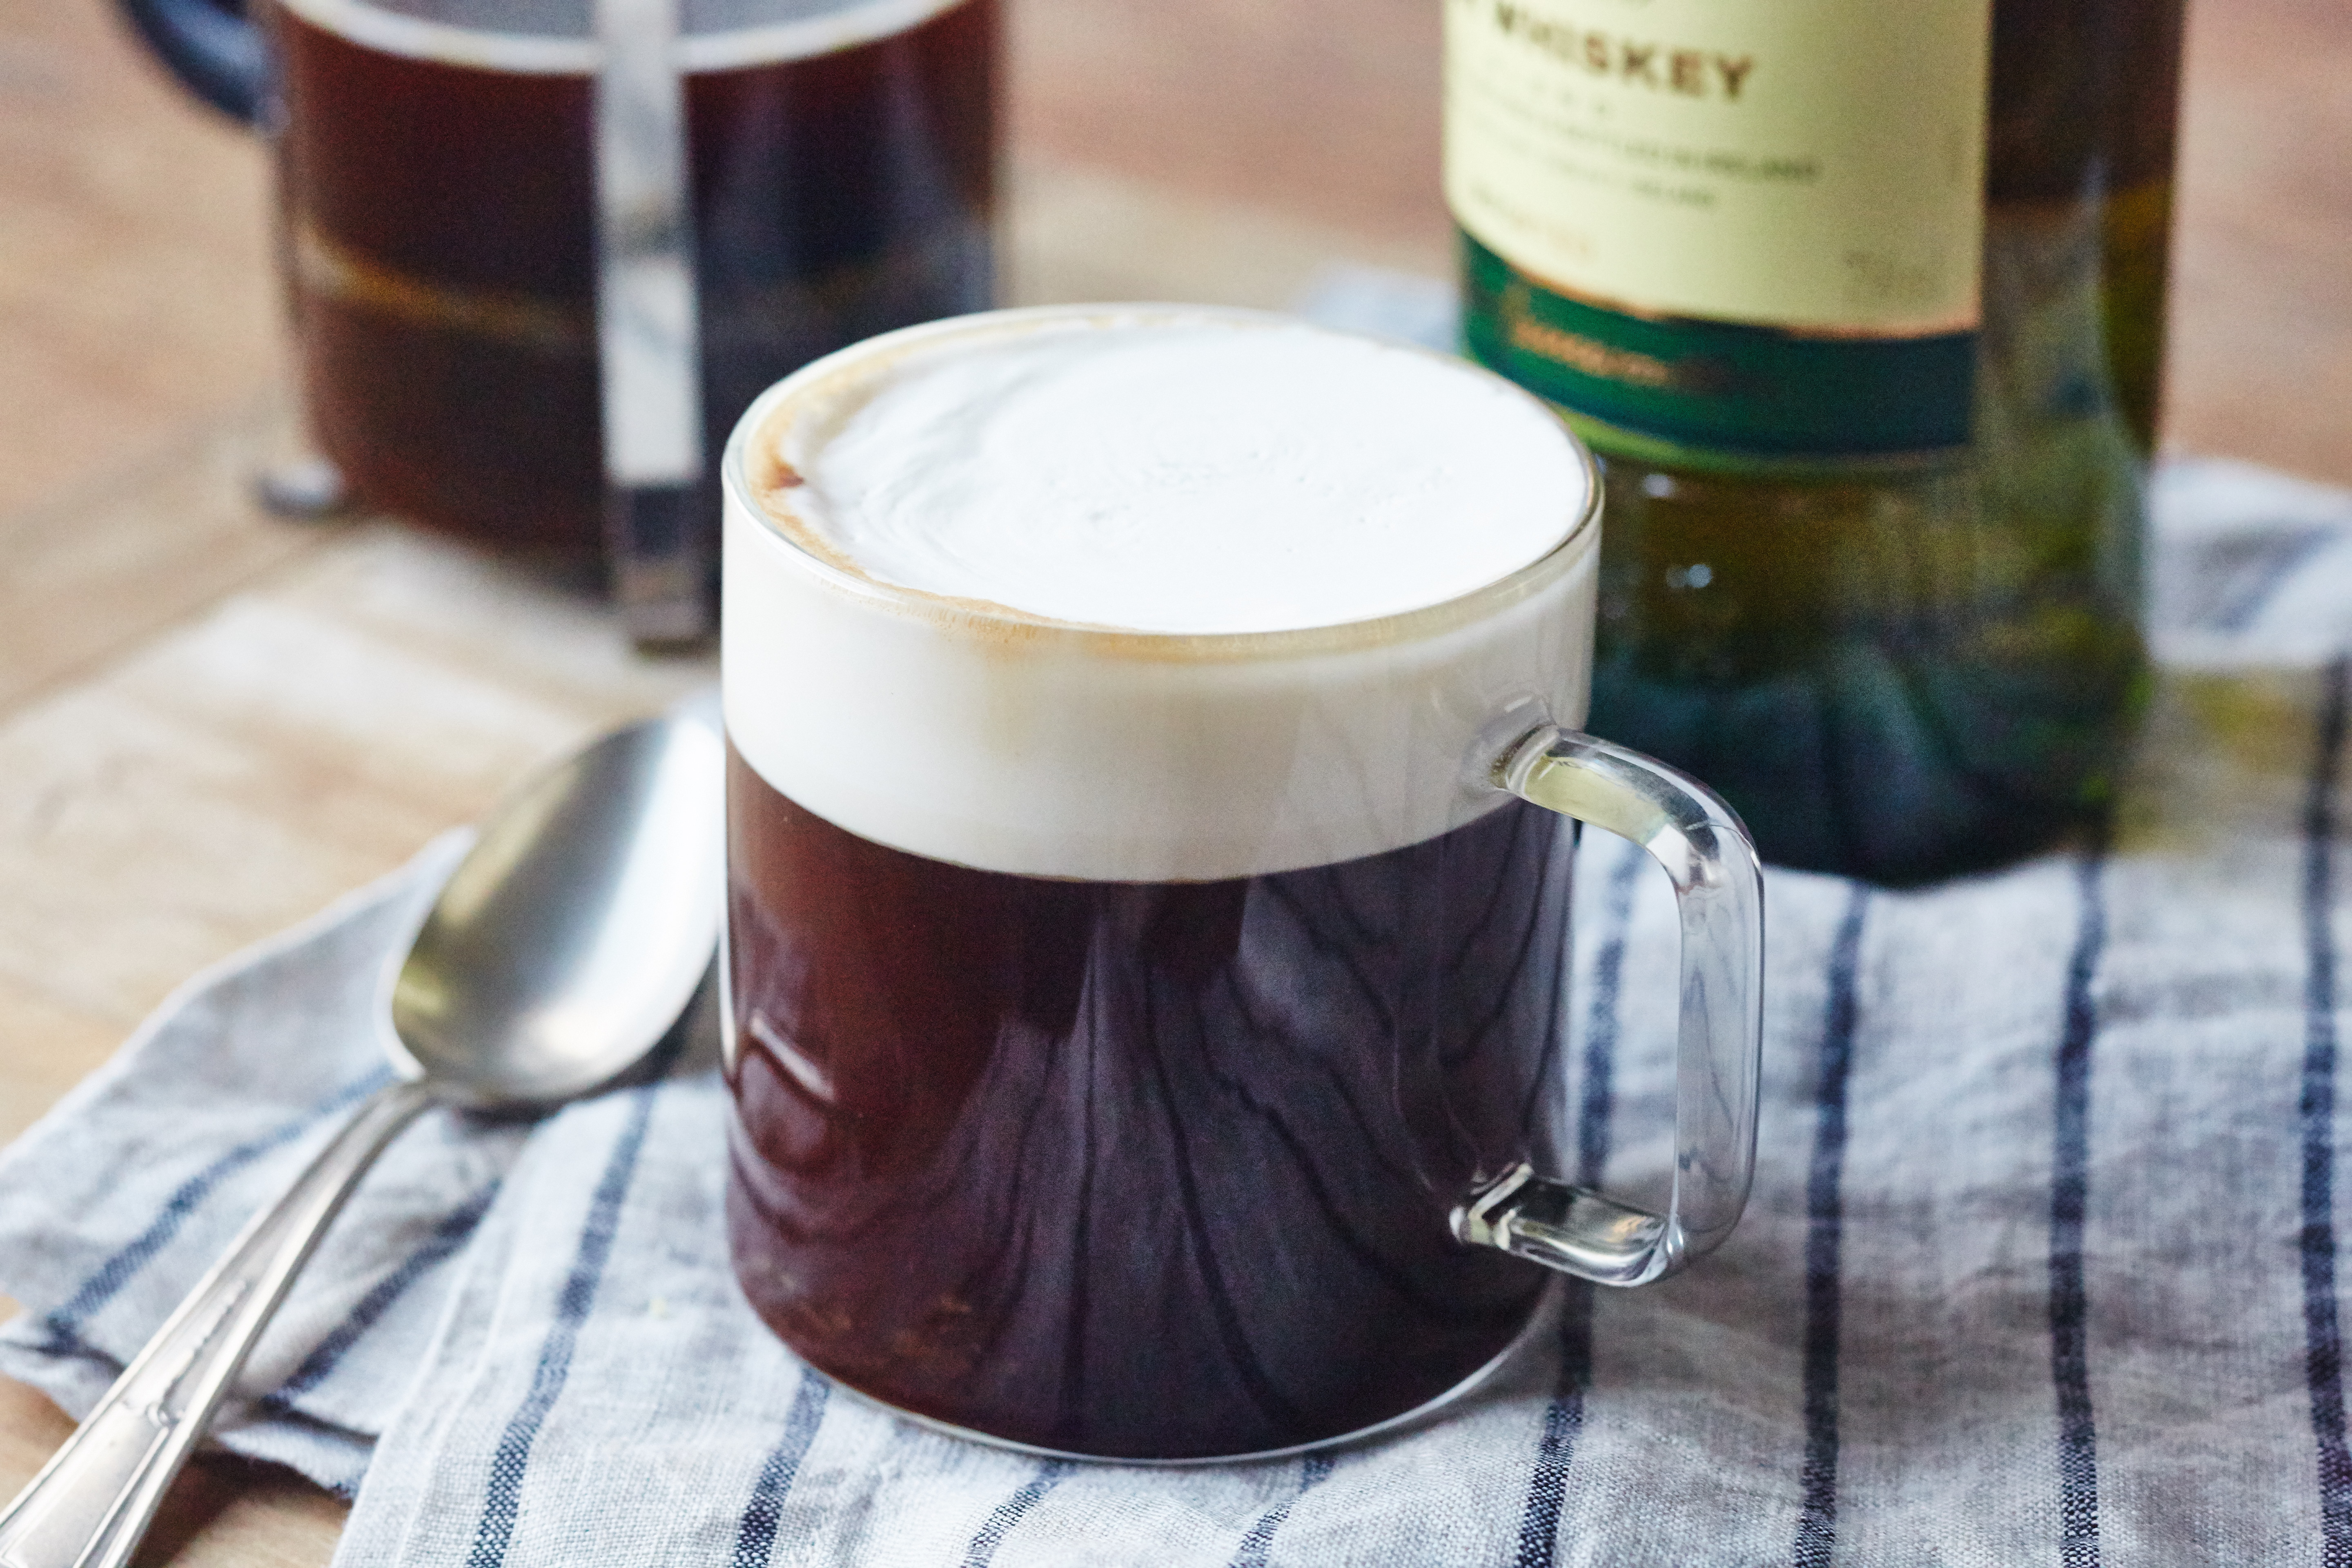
1451;723;1765;1288
115;0;268;124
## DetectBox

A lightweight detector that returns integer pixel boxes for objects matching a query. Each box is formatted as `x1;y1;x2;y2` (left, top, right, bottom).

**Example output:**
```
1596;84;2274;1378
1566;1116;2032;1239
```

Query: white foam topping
757;313;1587;634
724;306;1601;880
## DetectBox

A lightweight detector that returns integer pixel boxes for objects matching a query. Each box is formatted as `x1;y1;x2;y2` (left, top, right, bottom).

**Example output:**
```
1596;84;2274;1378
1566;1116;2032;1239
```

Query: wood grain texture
1007;0;1446;246
0;396;337;716
0;974;116;1149
0;0;281;518
0;525;709;1028
2165;0;2352;486
1004;160;1447;311
0;1380;346;1568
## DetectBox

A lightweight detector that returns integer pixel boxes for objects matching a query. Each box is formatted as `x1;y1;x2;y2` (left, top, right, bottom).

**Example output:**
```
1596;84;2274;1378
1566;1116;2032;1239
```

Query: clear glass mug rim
717;302;1607;663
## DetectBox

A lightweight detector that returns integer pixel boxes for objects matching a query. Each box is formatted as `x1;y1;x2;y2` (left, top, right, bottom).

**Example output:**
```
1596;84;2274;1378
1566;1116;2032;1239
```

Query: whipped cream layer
724;307;1600;880
751;310;1588;634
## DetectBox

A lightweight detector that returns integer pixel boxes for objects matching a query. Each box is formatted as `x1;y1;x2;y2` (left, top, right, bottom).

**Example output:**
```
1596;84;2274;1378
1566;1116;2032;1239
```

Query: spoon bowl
390;712;723;1107
0;701;725;1568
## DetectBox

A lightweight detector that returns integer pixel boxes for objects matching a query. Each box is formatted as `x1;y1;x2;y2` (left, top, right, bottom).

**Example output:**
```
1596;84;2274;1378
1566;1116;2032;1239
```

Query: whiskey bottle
1446;0;2181;882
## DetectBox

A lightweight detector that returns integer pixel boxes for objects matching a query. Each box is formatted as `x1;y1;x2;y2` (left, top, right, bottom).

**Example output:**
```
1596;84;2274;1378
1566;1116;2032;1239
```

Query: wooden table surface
0;0;2346;1560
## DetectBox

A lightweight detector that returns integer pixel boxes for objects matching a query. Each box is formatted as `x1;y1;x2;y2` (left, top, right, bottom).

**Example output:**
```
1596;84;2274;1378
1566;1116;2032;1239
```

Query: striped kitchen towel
11;265;2352;1568
0;452;2349;1565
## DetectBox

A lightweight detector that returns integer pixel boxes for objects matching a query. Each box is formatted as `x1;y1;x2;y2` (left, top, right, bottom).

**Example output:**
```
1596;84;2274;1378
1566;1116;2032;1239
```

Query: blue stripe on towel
465;1081;668;1568
260;1177;502;1412
37;1067;390;1350
1513;1290;1593;1568
1793;887;1869;1568
960;1460;1074;1568
732;1368;831;1568
1512;838;1643;1568
1227;1454;1334;1568
1575;842;1646;1192
2051;840;2111;1566
2303;655;2352;1564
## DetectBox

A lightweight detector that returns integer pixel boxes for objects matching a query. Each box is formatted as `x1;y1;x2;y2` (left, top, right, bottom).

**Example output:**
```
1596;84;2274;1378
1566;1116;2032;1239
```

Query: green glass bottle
1446;0;2181;882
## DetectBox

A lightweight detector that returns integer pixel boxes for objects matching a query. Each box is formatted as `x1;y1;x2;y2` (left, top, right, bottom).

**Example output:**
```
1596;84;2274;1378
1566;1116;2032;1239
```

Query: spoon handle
0;1079;434;1568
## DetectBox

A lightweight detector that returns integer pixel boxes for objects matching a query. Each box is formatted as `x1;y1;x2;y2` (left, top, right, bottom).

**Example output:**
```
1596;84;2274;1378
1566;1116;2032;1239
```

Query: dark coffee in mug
273;0;996;565
726;758;1570;1458
721;308;1609;1459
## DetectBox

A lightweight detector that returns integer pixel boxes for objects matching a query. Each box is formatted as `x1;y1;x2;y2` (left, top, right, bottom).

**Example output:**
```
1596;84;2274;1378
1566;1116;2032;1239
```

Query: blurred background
4;0;2343;537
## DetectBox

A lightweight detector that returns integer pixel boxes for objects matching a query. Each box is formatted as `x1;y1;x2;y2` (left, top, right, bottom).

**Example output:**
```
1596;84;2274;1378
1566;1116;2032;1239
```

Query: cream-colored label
1444;0;1991;336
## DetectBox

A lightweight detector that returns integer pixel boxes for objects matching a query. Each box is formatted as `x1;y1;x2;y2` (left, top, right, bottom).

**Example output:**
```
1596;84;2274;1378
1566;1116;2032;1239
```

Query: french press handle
115;0;267;123
1452;724;1766;1288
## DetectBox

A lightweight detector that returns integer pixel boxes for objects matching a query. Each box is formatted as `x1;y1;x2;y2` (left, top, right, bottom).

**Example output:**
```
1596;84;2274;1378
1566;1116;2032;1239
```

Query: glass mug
118;0;998;637
717;307;1766;1461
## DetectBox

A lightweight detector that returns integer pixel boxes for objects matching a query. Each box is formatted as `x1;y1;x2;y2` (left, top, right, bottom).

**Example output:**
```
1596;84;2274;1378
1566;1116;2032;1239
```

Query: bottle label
1445;0;1993;457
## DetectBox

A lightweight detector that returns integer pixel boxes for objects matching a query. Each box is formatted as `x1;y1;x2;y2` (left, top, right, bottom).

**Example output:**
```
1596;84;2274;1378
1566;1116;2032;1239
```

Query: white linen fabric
8;286;2352;1564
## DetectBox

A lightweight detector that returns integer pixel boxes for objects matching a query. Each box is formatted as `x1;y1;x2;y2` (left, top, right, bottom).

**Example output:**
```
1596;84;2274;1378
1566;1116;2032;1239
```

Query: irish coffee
274;0;996;564
723;308;1606;1457
728;753;1570;1457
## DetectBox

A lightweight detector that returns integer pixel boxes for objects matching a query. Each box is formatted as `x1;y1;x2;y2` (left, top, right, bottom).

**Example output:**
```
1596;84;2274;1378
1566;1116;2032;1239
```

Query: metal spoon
0;702;724;1568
